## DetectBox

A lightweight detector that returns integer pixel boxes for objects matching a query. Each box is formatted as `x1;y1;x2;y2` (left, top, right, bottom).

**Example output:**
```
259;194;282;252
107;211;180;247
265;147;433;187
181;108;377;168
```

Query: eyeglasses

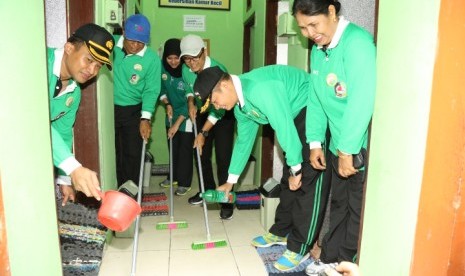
182;49;204;63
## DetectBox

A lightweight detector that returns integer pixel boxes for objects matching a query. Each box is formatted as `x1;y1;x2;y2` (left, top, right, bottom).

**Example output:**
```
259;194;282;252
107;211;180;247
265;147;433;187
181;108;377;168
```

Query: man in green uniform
48;23;114;205
113;14;161;188
179;34;235;220
193;65;330;271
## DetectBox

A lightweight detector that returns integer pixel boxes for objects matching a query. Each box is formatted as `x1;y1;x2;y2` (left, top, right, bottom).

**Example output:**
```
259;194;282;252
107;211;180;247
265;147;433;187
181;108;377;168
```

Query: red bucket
97;190;141;232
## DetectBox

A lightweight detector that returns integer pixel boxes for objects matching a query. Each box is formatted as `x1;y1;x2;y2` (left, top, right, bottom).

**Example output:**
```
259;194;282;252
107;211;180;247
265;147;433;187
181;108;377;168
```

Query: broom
131;140;147;276
191;121;227;250
157;118;188;230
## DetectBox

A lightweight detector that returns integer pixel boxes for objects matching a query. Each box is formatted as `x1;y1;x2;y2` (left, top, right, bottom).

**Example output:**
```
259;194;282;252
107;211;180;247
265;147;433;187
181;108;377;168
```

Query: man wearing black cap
48;23;115;205
194;65;330;271
113;14;161;188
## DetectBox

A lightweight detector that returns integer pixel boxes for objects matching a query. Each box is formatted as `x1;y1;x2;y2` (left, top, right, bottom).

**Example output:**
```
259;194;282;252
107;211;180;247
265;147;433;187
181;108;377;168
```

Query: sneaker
251;232;287;247
219;206;234;220
175;186;191;196
188;192;203;205
159;179;177;188
305;260;338;276
273;249;309;271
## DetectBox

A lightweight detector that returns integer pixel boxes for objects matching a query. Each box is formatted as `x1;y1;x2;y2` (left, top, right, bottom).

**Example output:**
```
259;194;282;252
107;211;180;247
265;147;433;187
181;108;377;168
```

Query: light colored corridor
99;175;269;276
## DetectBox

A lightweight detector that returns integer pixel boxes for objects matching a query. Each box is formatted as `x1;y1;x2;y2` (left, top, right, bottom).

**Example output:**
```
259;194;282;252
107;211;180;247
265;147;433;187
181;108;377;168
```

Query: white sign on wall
183;15;206;32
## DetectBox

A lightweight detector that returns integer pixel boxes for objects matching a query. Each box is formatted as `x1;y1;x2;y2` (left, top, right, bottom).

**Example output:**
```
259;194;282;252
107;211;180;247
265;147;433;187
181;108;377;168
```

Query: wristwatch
200;130;209;138
289;168;302;177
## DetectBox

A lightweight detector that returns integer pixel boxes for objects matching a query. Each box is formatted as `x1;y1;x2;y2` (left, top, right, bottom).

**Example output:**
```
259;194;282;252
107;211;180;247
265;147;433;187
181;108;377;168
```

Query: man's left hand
60;185;76;206
337;153;358;178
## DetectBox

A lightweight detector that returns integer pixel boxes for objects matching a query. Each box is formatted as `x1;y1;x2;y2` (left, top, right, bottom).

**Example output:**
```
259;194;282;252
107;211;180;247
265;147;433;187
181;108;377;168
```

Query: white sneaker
305;260;338;276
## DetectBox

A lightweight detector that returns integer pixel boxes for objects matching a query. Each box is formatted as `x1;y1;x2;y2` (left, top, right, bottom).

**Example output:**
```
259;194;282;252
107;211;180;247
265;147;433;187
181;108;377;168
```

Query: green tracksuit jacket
182;57;226;120
160;69;191;132
48;48;81;175
230;65;311;176
306;22;376;155
113;36;161;116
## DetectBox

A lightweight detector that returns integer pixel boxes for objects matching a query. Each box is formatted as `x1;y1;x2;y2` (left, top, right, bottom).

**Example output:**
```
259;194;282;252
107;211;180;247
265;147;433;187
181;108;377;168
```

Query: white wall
45;0;67;47
340;0;376;35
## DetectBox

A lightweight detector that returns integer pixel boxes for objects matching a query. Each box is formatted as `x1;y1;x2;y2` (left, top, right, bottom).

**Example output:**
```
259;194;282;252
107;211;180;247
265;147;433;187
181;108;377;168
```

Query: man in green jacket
113;14;161;188
48;23;114;205
193;65;330;271
179;34;235;220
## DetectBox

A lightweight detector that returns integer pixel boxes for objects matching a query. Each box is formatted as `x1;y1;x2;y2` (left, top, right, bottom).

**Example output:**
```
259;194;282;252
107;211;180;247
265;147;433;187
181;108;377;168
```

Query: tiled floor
99;175;268;276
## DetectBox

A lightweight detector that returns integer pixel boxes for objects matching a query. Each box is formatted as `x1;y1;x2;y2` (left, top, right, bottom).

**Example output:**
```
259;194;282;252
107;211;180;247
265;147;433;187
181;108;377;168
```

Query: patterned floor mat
58;201;106;276
256;245;315;275
141;192;169;216
236;189;261;209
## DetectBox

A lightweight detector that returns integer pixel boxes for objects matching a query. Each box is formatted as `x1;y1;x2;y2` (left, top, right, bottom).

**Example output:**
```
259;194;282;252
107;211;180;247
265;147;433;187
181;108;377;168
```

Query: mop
156;119;188;230
130;140;147;276
191;121;227;250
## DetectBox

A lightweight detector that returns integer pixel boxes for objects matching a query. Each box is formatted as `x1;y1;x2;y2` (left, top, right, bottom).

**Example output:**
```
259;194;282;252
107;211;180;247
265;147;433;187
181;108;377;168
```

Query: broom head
156;221;188;230
191;239;227;250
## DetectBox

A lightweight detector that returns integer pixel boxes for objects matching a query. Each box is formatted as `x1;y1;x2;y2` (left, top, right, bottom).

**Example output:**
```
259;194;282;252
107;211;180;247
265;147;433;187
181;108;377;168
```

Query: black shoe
220;206;234;220
188;192;203;205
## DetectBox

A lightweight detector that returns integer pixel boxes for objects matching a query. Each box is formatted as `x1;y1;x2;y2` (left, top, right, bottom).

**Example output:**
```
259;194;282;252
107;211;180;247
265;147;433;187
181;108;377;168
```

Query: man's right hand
193;133;205;155
334;261;360;276
309;148;326;170
70;166;101;201
166;104;173;119
217;183;234;195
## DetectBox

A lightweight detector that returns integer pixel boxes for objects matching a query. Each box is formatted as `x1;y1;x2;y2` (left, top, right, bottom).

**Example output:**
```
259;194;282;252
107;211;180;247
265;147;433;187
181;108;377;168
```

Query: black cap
194;66;225;113
72;23;115;70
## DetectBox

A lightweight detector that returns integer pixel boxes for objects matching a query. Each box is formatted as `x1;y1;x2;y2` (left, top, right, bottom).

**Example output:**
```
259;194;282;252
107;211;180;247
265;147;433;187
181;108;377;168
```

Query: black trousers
269;108;331;256
320;153;366;263
166;129;194;188
115;104;143;187
194;110;235;209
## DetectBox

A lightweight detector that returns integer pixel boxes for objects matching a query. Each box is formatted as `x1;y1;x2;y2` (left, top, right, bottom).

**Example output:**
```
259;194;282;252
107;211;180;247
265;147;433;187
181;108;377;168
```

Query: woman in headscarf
158;38;194;196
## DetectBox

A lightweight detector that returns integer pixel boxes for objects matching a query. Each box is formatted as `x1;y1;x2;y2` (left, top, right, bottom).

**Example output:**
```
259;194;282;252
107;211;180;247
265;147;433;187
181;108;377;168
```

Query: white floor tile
99;250;169;276
231;246;268;276
169;247;240;276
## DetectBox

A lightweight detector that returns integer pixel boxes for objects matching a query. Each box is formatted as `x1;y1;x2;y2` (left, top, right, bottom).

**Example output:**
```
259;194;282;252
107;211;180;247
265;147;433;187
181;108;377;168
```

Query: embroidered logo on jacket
130;74;140;84
65;97;74;107
334;82;347;98
134;64;142;71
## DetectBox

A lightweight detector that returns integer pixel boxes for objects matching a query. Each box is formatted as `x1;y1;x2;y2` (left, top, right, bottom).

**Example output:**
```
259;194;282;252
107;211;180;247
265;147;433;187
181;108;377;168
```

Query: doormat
58;201;106;276
236;189;261;209
256;245;314;275
151;164;169;176
141;192;169;216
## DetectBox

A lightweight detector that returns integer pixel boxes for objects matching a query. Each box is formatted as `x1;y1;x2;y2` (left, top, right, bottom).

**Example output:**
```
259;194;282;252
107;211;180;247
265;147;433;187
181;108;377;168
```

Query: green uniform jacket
160;69;191;132
307;22;376;155
230;65;311;176
48;48;81;174
113;36;161;115
181;57;226;119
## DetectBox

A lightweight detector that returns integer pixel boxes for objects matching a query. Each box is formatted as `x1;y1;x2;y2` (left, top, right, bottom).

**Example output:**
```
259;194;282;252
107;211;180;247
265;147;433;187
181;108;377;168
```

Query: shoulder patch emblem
66;97;74;107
